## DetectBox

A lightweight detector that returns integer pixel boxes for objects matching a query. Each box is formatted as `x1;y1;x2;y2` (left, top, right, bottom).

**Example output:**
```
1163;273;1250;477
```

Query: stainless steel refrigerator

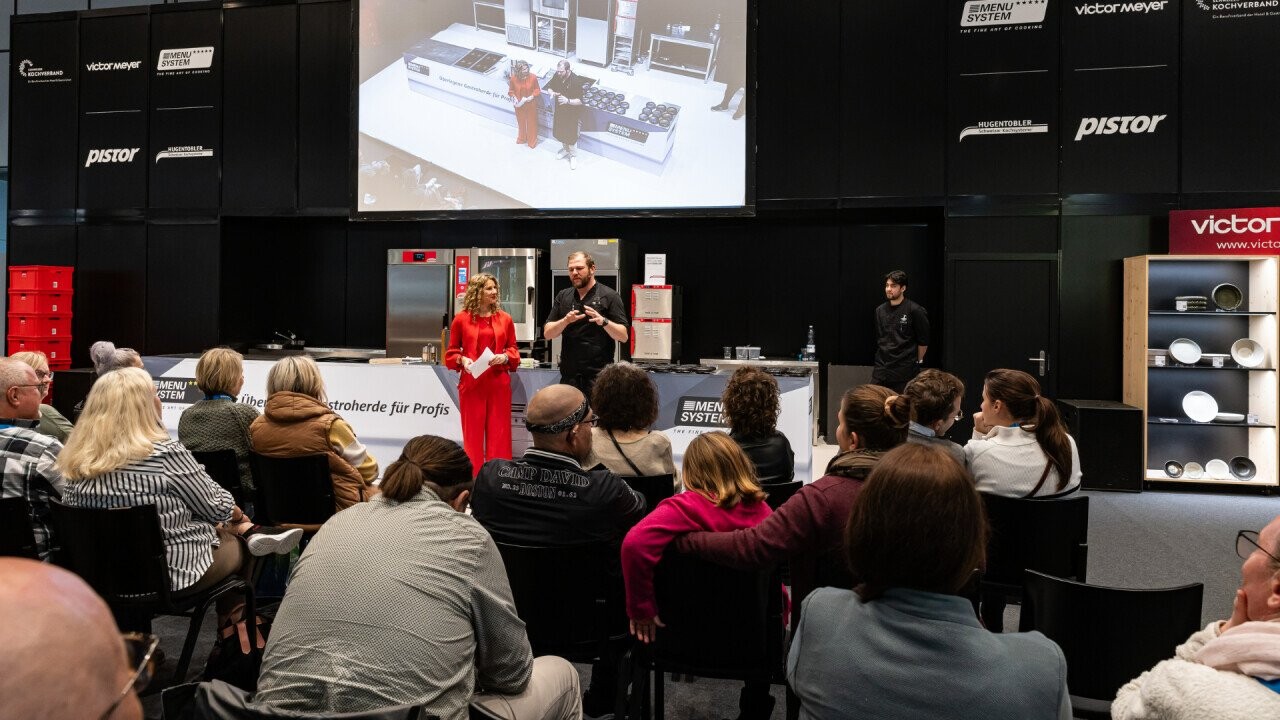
575;0;612;66
386;249;455;360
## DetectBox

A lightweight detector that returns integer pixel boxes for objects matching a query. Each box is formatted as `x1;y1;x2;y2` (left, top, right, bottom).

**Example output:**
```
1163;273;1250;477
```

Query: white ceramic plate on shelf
1169;338;1202;365
1184;462;1205;479
1206;459;1232;479
1231;338;1266;368
1214;412;1245;423
1182;391;1219;423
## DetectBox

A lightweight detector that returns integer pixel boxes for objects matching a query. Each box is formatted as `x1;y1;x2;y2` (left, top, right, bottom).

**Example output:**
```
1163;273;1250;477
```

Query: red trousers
459;370;513;475
515;102;539;148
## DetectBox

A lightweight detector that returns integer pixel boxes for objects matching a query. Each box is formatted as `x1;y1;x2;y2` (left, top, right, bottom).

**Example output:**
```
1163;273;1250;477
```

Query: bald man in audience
0;359;67;561
0;558;145;719
1112;515;1280;718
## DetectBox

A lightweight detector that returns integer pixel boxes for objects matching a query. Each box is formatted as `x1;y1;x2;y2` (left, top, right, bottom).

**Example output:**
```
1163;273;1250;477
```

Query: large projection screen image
357;0;748;213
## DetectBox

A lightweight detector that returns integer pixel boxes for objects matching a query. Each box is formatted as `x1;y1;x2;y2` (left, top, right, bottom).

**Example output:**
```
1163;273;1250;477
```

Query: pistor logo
85;148;141;167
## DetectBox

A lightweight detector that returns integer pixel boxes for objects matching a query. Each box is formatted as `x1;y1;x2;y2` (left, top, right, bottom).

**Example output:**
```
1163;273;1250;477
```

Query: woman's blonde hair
681;431;766;509
195;347;244;396
265;356;326;401
461;272;500;315
10;351;49;376
57;367;169;481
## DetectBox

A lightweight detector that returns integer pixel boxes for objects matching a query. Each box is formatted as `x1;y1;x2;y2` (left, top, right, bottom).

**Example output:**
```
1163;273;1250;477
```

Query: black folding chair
248;453;334;532
191;449;246;507
1020;569;1203;719
763;480;802;511
49;501;257;684
0;495;40;559
980;493;1089;631
623;474;676;515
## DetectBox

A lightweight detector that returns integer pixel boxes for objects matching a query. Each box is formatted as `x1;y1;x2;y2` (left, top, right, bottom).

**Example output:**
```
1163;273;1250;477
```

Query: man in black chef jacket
545;60;585;170
544;250;629;396
872;269;931;393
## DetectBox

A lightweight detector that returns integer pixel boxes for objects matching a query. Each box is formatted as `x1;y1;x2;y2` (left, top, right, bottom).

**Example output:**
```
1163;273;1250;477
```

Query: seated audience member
622;431;773;719
722;365;795;485
1112;515;1280;719
676;384;911;622
471;383;645;717
966;368;1081;498
788;443;1071;720
249;355;379;511
11;351;73;442
73;340;144;420
178;347;259;498
59;368;301;631
903;368;966;467
0;359;67;561
589;362;679;489
0;557;148;720
255;436;581;720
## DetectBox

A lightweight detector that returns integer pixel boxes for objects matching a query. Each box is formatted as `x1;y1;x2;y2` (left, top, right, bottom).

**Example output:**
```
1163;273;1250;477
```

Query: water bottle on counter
803;325;816;361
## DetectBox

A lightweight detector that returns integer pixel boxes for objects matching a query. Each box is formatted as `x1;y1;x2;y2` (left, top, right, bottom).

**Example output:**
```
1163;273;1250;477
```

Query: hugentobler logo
961;0;1049;27
85;148;141;167
959;119;1049;142
17;59;69;83
1075;0;1168;13
155;145;215;163
676;397;726;427
85;60;143;72
156;47;215;73
1074;114;1167;141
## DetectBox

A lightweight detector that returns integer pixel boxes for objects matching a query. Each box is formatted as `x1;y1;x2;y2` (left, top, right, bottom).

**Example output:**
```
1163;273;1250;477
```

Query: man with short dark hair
0;359;66;561
545;60;586;170
544;251;629;397
903;368;966;467
873;270;930;393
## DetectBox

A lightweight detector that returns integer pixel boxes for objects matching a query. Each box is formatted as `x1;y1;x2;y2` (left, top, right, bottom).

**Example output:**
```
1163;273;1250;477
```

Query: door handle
527;286;535;305
1028;350;1048;377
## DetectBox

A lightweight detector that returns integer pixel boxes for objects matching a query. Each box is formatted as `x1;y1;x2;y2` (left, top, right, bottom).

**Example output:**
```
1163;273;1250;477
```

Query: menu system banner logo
85;148;141;167
1074;114;1167;141
155;145;214;162
958;119;1049;141
1074;0;1168;13
17;59;70;84
960;0;1048;27
675;397;726;427
85;60;142;72
156;47;215;75
1195;0;1280;18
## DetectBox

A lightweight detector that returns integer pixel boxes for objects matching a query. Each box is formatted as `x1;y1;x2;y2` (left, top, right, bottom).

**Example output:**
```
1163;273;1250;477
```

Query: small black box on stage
1056;399;1143;493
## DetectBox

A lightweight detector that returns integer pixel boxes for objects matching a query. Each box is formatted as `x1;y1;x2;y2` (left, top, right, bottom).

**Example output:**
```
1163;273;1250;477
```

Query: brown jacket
249;391;379;513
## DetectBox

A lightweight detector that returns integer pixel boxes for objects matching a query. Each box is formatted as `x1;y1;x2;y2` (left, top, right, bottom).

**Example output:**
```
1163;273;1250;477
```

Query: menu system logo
17;59;69;84
154;378;202;404
1074;114;1167;141
960;0;1049;27
85;60;143;72
155;145;214;163
675;397;726;427
85;148;141;167
1074;0;1168;12
958;119;1049;142
156;47;215;75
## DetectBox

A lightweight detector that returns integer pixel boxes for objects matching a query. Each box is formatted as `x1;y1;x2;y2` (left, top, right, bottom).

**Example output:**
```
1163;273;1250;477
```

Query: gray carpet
141;485;1280;719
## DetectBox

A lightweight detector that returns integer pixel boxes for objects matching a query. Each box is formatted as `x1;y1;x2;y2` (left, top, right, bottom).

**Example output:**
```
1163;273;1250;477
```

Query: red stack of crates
8;265;74;371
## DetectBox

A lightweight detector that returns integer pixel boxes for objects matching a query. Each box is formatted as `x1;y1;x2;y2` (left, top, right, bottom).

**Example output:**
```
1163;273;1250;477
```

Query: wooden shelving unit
1123;255;1279;491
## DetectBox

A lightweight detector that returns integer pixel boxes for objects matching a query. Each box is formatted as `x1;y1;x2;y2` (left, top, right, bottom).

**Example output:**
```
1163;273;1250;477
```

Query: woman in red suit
509;60;541;149
446;272;520;473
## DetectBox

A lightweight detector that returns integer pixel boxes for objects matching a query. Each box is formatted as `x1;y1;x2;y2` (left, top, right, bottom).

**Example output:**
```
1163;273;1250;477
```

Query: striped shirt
0;418;67;562
61;439;234;590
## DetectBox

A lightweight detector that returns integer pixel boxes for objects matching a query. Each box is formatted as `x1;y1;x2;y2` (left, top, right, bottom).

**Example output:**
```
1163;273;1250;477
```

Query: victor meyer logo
676;397;726;427
155;145;214;163
156;47;215;73
85;148;141;167
85;60;142;72
1073;114;1167;141
1075;0;1168;13
959;119;1049;142
1189;214;1280;235
961;0;1049;26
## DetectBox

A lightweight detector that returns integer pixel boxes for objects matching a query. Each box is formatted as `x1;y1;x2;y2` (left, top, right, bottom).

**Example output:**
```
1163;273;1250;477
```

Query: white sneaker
570;156;578;170
245;526;304;556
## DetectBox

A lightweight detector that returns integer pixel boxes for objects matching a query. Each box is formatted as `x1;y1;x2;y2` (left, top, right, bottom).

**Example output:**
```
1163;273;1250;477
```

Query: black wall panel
7;225;77;267
298;0;352;212
841;0;945;199
1182;1;1280;192
149;6;223;211
75;224;147;365
222;3;298;211
147;223;221;354
946;214;1059;254
10;17;79;212
78;11;150;212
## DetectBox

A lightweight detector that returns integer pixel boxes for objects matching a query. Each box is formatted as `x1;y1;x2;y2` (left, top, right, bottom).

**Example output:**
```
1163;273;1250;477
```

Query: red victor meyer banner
1170;207;1280;255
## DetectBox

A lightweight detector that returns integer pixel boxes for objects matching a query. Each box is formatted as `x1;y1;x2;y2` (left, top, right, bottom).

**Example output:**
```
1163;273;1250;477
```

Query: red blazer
445;309;520;376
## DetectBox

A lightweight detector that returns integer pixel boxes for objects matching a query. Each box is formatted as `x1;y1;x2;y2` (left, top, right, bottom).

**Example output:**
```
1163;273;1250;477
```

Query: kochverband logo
156;47;215;74
676;397;726;427
1074;0;1168;13
1074;114;1167;141
85;60;142;72
958;120;1049;142
961;0;1049;26
1196;0;1280;16
85;148;141;167
155;145;214;163
18;59;69;83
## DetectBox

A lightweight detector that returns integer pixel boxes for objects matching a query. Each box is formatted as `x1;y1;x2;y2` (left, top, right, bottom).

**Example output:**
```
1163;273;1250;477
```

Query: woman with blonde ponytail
967;368;1081;498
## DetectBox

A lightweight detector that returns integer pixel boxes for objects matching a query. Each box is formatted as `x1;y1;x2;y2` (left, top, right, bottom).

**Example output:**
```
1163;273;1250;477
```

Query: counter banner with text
144;358;813;482
1170;207;1280;255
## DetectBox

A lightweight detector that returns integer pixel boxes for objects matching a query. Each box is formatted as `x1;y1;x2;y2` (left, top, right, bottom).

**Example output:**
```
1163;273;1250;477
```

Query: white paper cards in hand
468;347;496;378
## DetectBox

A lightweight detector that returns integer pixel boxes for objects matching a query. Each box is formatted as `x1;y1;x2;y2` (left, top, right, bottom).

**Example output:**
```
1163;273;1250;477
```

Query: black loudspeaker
1056;399;1143;493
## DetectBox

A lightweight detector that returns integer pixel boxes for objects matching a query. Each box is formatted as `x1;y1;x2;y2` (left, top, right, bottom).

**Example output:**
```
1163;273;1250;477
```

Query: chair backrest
982;493;1089;588
494;541;624;658
193;679;429;719
0;496;39;559
249;453;335;528
652;548;781;679
1020;569;1203;702
763;480;803;511
48;501;172;604
192;449;245;505
623;474;675;515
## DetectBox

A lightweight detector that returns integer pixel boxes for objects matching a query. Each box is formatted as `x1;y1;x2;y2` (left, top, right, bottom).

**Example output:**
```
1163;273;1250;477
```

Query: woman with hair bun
967;368;1081;498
